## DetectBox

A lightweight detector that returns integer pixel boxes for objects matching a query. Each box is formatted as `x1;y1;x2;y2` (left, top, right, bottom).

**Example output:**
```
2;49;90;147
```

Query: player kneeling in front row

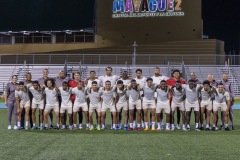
43;78;60;130
199;80;213;131
28;81;44;130
170;81;187;131
59;82;73;130
184;80;201;131
101;81;117;130
156;80;171;131
15;81;31;130
116;80;129;130
212;83;231;131
72;81;89;130
87;81;102;131
128;80;142;131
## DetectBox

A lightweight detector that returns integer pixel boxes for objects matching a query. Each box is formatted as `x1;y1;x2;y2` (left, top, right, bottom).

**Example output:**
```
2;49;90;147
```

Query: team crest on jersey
112;0;184;18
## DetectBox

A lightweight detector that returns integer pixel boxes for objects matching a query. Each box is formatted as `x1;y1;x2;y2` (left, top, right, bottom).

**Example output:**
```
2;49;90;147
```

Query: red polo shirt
166;78;186;101
68;80;85;102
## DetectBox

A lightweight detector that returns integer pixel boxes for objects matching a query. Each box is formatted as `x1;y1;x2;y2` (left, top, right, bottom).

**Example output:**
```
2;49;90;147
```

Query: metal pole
132;41;137;67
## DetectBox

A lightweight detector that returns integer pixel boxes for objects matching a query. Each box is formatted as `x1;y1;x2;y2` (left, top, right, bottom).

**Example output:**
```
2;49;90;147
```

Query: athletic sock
171;124;174;128
133;121;136;127
166;123;170;129
213;124;216;127
33;123;36;127
40;123;43;127
124;124;127;127
56;123;60;127
187;124;190;128
182;124;186;128
151;122;155;128
225;124;228;128
113;124;116;128
74;124;77;127
141;121;144;127
206;124;209;128
79;123;82;127
195;123;199;128
62;125;66;128
137;124;141;128
26;121;29;127
86;123;89;128
102;124;105;128
144;122;148;128
17;122;21;127
45;124;48;128
157;123;161;128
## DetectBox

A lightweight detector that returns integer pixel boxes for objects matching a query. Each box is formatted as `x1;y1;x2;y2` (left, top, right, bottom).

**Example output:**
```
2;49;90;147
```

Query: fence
0;54;239;65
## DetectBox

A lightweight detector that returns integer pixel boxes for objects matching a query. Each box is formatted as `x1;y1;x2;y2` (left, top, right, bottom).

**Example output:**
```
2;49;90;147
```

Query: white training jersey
172;87;185;104
127;88;141;103
98;75;119;87
28;86;43;102
15;90;29;104
59;87;72;106
101;86;117;106
214;89;230;103
44;88;58;105
87;88;102;106
86;78;102;88
116;88;128;104
72;87;87;103
156;88;169;103
151;75;169;85
142;84;158;101
134;77;147;88
182;84;200;103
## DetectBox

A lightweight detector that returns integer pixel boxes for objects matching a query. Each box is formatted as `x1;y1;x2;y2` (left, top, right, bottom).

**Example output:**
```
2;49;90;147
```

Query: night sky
0;0;239;54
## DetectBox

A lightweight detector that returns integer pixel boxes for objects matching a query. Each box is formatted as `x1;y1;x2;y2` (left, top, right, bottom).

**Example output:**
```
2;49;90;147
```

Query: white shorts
60;101;73;114
156;101;170;114
116;101;128;112
171;102;185;111
20;101;30;109
45;102;59;113
32;99;44;110
101;103;116;112
213;102;227;112
89;103;101;113
143;100;156;109
201;100;212;111
185;100;199;112
73;102;88;112
129;99;142;110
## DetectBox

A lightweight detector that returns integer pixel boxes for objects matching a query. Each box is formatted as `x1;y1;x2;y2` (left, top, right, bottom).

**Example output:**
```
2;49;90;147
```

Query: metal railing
0;54;239;65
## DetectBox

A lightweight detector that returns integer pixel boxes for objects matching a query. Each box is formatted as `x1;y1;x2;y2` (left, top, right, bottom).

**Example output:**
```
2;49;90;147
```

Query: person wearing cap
166;69;186;130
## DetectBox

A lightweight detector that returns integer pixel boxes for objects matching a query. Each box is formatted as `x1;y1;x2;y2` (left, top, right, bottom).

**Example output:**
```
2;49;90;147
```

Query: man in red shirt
68;72;84;129
166;69;186;130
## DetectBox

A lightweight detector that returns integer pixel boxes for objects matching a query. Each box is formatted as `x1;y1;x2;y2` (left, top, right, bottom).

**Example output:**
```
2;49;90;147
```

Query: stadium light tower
132;41;137;67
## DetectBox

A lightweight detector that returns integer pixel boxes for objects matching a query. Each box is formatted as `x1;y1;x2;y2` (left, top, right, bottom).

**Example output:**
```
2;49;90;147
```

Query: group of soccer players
4;67;235;131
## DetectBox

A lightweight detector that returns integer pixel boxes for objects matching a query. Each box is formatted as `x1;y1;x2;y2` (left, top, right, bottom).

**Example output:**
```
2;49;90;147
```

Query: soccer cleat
31;126;36;130
96;126;101;131
17;126;21;130
186;127;190;131
220;125;224;130
171;126;175;131
165;128;171;131
49;125;54;129
156;127;161;131
55;126;60;130
39;126;44;130
212;127;216;131
144;127;149;131
86;127;90;131
25;127;29;130
8;125;11;130
231;126;235;130
14;125;18;130
176;124;181;130
90;126;94;131
113;127;118;131
225;127;230;131
199;127;204;131
205;127;210;131
195;128;201;131
101;127;106;131
137;127;142;131
128;127;133;131
215;127;219;131
79;126;83;130
73;127;77;130
182;127;187;131
69;126;73;130
151;127;156;131
124;126;128;131
44;127;49;130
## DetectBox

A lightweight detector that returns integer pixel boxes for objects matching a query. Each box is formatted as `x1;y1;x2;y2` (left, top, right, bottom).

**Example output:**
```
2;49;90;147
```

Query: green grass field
0;109;240;160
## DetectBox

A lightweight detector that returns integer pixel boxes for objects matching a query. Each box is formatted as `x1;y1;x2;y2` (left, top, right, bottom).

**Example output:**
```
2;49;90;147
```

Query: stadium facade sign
112;0;184;18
